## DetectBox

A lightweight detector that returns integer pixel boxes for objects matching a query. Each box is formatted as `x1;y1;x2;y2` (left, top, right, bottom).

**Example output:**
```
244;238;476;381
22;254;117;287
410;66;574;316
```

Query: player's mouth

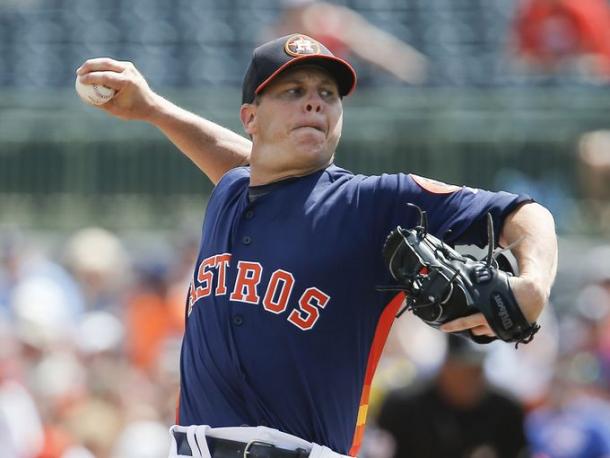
293;123;325;133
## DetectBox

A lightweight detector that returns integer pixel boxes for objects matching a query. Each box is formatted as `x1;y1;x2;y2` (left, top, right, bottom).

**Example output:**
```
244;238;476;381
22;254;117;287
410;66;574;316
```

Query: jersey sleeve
214;166;250;190
362;172;533;248
430;185;534;247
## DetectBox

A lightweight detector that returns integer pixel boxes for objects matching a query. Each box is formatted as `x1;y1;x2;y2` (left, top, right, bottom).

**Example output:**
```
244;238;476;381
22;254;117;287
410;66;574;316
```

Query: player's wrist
519;271;552;301
143;92;172;124
509;275;548;323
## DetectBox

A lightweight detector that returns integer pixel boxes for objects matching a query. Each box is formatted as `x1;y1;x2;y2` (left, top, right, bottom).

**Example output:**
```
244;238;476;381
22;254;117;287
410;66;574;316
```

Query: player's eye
286;87;303;96
320;88;338;100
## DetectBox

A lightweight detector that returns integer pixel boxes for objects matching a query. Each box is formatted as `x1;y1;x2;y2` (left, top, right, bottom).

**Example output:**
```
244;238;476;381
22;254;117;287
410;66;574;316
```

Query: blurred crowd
2;0;610;89
0;227;197;457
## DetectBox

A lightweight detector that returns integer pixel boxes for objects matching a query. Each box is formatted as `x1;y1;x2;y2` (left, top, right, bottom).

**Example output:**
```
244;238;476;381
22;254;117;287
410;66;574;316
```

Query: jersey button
242;236;252;245
232;315;244;326
244;210;254;219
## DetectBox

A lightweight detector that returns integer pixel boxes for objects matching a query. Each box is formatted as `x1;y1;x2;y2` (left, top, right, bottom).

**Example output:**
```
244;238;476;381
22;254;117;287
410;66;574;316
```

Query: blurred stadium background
2;0;610;456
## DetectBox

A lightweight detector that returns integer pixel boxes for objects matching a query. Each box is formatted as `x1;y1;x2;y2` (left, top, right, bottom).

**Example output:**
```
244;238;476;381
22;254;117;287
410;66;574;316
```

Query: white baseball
75;75;116;106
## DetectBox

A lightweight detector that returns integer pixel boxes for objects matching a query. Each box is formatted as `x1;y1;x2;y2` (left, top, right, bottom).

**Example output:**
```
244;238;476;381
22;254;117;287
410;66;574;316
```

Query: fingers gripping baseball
78;57;130;74
76;58;159;121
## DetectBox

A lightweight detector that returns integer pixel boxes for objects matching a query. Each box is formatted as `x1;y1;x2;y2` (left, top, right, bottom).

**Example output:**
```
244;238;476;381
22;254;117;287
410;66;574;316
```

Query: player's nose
304;90;323;113
305;99;322;113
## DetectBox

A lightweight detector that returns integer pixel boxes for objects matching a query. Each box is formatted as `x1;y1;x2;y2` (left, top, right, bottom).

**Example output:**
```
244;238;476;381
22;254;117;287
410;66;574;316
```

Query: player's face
242;65;343;169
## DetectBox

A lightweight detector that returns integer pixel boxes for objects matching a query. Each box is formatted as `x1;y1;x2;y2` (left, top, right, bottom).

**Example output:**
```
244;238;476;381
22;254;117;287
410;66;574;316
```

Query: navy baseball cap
241;33;357;104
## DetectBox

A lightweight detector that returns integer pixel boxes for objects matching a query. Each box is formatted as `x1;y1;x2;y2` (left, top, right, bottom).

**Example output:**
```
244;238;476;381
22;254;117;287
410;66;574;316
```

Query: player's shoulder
216;166;251;189
320;165;390;193
408;174;463;194
321;165;398;186
367;172;475;198
207;166;250;204
322;164;354;181
321;166;409;194
316;166;474;194
331;169;449;192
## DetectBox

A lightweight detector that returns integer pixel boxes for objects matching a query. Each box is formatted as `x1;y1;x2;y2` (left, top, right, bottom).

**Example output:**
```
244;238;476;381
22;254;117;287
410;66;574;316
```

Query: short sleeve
357;172;533;248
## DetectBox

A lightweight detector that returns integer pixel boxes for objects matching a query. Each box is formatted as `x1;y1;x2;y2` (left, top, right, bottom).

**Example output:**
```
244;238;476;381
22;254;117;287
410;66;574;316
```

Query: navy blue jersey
178;165;530;455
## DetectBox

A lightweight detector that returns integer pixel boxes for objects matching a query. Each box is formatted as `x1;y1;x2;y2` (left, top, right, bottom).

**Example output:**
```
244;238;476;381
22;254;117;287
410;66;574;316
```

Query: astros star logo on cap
284;34;321;57
241;33;357;103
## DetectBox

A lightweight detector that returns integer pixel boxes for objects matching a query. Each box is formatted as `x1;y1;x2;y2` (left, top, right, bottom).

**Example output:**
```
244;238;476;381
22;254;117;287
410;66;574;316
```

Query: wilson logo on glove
492;293;514;330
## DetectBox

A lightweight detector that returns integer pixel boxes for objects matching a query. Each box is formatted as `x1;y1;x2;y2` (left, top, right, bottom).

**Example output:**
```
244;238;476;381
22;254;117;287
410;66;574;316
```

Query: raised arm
76;58;252;184
441;202;558;338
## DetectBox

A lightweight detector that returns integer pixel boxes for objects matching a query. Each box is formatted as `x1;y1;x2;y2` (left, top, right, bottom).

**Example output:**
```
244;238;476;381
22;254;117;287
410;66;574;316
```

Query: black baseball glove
380;204;540;346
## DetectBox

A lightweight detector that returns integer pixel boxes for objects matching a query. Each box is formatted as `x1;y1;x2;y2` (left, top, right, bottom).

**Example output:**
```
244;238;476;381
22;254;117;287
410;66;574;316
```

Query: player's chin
292;137;328;157
294;131;338;155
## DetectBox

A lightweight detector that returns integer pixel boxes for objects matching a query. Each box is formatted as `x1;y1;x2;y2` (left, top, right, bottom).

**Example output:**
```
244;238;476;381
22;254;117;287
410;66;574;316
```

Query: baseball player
76;34;558;458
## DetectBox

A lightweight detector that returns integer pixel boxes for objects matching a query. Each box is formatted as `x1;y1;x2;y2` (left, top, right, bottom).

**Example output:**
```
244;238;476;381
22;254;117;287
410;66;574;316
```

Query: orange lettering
288;287;330;331
196;255;216;298
263;270;295;314
215;253;232;295
230;261;263;304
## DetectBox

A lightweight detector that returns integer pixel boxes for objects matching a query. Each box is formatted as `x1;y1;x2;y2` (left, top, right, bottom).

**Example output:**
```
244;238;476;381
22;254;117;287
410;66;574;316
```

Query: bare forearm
500;202;558;320
500;203;557;289
440;202;557;336
147;94;251;184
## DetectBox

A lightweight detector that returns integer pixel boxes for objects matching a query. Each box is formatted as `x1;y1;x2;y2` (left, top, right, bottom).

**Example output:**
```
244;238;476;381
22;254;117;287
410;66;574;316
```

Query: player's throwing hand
76;58;161;121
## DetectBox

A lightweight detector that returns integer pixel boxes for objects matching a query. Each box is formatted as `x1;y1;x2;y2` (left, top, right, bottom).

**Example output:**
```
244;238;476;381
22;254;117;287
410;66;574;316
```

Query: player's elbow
528;202;556;231
513;201;555;229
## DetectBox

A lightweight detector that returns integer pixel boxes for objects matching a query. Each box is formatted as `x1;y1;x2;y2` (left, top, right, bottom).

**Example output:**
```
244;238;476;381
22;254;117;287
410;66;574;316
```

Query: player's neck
249;146;333;186
249;163;327;186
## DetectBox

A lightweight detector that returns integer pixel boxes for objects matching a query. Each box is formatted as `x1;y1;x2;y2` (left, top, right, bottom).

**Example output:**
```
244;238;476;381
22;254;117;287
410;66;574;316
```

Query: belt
174;431;310;458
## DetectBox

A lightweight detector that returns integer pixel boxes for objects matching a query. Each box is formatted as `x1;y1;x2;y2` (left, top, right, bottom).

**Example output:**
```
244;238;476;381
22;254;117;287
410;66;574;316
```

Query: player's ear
240;103;257;136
